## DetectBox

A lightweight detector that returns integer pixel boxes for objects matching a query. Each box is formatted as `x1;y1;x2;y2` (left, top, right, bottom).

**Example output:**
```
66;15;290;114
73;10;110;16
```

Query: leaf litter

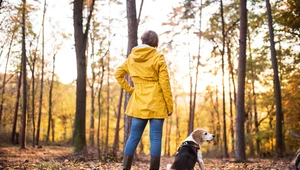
0;146;293;170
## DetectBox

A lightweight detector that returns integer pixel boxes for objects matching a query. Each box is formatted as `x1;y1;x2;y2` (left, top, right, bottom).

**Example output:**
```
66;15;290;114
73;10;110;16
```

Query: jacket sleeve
158;55;173;113
114;59;134;94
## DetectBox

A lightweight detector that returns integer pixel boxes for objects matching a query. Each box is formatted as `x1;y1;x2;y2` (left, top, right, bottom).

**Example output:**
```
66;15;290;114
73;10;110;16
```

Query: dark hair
141;30;159;47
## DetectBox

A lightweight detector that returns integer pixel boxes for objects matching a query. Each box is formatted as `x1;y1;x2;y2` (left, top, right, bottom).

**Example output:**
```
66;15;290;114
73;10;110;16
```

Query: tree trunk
30;56;36;147
97;62;105;158
126;0;138;57
124;0;138;150
35;51;44;146
51;118;55;142
248;32;260;155
226;39;237;107
188;50;193;135
89;71;95;146
191;0;203;136
36;0;46;146
28;5;44;146
104;0;114;155
226;39;235;155
167;116;172;156
113;89;123;155
88;17;97;148
174;95;180;149
188;26;194;134
229;74;235;156
89;66;95;148
105;55;110;154
73;0;87;153
215;86;222;154
208;87;218;147
73;0;95;154
164;116;169;155
209;85;221;152
11;71;22;144
220;0;228;158
266;0;284;157
46;50;57;142
235;0;247;162
20;0;27;149
246;98;255;156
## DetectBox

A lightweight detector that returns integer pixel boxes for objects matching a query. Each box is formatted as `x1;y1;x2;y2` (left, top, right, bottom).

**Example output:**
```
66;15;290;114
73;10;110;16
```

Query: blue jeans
124;117;164;157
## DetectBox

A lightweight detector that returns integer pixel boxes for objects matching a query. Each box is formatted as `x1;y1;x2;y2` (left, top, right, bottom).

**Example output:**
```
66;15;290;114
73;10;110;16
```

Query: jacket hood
131;44;157;62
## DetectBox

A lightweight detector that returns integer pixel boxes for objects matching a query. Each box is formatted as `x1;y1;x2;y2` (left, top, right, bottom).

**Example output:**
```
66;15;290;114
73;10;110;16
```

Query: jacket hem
125;113;167;119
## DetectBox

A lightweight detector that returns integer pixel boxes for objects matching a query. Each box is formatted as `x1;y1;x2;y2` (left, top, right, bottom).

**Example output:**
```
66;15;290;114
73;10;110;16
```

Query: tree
235;0;247;162
88;21;97;147
178;0;204;135
11;71;22;144
113;88;123;155
0;1;20;130
248;33;260;155
180;0;198;135
266;0;284;157
20;0;27;149
123;0;138;149
105;50;110;154
73;0;95;153
220;0;228;158
87;4;103;148
226;29;237;155
274;0;300;38
88;7;111;148
46;49;58;142
36;0;46;146
28;31;38;147
0;26;16;123
97;59;105;158
192;0;203;137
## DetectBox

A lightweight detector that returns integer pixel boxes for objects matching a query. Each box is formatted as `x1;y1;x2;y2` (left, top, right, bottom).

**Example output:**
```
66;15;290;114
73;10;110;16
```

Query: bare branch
225;19;239;38
288;130;300;141
0;74;15;89
83;0;96;46
137;0;144;26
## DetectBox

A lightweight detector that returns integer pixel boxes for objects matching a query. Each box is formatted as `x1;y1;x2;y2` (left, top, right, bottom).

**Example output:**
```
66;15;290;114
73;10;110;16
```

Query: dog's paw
166;164;172;170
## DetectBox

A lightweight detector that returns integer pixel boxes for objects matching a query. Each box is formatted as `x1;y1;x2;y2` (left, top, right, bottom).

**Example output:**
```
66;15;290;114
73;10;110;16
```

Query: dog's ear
192;129;204;144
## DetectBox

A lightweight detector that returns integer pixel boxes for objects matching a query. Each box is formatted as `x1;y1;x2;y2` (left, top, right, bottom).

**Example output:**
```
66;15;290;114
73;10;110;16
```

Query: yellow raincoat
115;45;173;119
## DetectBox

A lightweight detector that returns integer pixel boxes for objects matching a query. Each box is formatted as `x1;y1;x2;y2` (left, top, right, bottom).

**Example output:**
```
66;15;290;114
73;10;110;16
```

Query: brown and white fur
167;128;215;170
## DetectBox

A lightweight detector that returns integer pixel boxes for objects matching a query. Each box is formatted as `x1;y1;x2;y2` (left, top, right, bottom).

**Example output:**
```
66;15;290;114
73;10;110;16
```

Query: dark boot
122;155;133;170
149;156;160;170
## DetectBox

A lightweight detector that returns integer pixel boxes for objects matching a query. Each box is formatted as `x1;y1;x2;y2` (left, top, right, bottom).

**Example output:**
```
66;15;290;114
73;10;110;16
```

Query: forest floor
0;146;294;170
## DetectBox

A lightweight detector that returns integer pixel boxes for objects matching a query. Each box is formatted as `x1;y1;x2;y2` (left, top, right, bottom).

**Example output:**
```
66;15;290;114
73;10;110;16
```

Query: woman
115;30;173;170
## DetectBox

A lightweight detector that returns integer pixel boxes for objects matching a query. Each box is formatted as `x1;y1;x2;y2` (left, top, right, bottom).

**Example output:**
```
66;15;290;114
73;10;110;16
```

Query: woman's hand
168;112;172;117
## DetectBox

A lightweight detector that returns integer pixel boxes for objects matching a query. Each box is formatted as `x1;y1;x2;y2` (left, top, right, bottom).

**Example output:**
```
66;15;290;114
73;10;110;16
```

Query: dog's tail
166;164;172;170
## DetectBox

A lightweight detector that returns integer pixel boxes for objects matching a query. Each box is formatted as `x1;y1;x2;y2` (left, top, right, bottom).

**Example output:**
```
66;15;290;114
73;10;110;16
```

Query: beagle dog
167;128;215;170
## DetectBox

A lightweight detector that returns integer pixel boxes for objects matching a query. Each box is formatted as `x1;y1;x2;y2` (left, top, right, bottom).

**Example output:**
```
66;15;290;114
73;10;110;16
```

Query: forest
0;0;299;169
